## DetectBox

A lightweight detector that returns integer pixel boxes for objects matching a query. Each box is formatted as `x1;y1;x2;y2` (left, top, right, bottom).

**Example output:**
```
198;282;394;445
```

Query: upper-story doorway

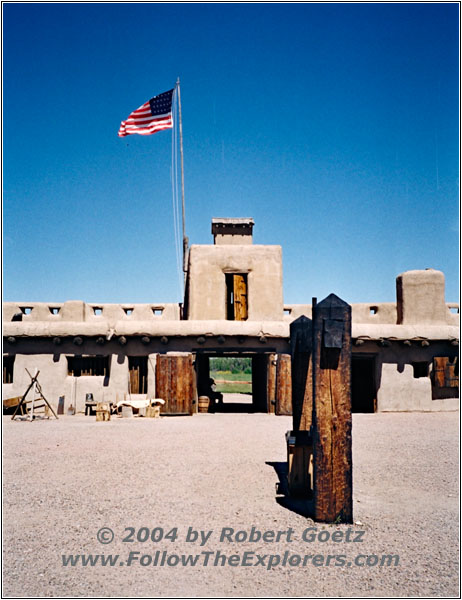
226;273;248;321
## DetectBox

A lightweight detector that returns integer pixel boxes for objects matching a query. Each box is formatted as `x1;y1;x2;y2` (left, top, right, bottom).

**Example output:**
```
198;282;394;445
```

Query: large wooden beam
312;294;352;523
285;316;314;496
275;354;292;415
290;315;313;431
267;353;277;414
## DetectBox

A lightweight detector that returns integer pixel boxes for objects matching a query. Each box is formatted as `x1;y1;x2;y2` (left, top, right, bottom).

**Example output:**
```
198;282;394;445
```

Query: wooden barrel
198;396;210;413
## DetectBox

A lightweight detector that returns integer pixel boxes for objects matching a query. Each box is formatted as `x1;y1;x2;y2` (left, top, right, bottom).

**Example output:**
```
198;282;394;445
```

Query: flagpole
176;78;188;282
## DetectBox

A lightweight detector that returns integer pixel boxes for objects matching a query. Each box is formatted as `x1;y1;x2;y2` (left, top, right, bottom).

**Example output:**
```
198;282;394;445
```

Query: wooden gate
155;354;196;415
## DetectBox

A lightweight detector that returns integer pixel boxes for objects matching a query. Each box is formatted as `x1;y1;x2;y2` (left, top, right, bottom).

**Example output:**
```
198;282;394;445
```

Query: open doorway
195;353;271;413
352;355;377;413
209;356;252;412
128;356;148;394
225;273;248;320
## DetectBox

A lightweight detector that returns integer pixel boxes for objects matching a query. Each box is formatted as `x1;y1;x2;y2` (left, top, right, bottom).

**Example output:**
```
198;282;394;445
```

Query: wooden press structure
286;293;353;523
10;369;58;421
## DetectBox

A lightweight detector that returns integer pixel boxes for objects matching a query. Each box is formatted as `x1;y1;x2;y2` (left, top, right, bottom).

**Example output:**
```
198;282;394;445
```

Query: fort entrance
195;352;270;413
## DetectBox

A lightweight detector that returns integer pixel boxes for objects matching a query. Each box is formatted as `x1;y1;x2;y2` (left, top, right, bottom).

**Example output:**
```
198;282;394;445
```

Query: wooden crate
96;402;111;422
146;405;160;418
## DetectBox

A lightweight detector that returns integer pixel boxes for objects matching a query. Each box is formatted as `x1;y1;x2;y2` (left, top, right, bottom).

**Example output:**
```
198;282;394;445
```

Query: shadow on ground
266;461;314;518
212;403;256;413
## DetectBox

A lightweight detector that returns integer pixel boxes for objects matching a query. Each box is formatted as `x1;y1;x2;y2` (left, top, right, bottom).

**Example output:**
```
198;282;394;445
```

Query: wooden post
29;368;38;421
266;353;277;414
290;316;313;431
312;294;352;523
286;316;313;496
275;354;292;415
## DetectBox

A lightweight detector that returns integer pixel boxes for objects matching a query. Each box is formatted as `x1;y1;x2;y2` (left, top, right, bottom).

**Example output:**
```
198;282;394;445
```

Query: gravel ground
2;403;459;598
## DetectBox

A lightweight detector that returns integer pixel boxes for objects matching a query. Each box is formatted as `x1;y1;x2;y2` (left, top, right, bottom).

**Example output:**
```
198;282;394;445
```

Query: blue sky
3;3;459;305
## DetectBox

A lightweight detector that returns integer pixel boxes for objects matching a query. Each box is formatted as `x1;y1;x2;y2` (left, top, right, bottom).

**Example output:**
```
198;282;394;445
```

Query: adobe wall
377;363;458;412
2;332;290;412
2;267;459;414
186;244;283;321
2;352;158;414
353;339;459;411
2;301;180;323
284;303;399;324
397;269;450;325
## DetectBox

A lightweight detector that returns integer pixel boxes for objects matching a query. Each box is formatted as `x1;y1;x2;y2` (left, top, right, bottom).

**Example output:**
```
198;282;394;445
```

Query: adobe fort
3;218;459;414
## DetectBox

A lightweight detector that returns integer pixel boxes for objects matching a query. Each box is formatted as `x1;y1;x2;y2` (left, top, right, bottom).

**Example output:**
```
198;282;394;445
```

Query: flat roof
211;218;254;226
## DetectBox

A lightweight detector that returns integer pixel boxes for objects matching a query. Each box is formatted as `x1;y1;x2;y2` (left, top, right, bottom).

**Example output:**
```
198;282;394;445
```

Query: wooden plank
446;358;459;388
171;356;179;413
276;354;292;415
312;294;353;524
188;355;196;415
233;274;248;321
178;355;193;415
177;356;185;414
156;355;168;413
130;366;139;394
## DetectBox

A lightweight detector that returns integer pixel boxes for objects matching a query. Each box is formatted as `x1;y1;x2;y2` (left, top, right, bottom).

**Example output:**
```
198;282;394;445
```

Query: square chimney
211;218;254;245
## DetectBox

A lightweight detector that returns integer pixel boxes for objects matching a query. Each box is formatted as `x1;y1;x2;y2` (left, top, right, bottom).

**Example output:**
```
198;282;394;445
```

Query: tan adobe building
3;218;459;415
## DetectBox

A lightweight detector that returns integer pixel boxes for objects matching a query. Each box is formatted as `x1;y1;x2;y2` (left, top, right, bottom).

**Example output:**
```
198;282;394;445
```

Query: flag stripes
118;89;174;137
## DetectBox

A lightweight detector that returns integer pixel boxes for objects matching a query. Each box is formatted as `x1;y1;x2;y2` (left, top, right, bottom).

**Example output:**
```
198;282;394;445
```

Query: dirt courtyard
2;408;459;598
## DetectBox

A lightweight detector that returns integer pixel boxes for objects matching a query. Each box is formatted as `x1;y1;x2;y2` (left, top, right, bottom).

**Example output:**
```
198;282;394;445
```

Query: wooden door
435;356;458;388
156;354;196;415
233;274;248;321
432;356;459;393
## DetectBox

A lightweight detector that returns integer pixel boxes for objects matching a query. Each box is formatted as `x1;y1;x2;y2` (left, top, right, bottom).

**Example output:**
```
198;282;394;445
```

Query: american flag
118;89;174;137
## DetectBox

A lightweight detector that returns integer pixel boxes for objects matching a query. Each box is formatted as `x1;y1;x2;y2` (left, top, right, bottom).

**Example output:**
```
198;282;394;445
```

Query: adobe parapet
284;301;458;327
3;301;181;325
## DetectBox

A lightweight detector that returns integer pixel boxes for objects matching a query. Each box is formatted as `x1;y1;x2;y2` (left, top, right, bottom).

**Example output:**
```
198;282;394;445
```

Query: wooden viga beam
312;294;353;524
